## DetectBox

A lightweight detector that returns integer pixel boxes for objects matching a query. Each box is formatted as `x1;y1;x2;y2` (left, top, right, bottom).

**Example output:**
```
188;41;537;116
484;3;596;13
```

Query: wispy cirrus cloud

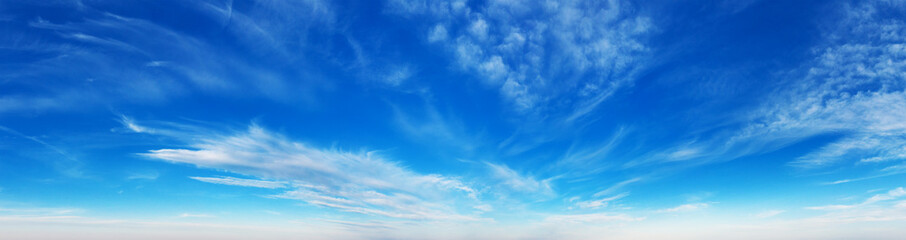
743;2;906;174
140;123;485;221
544;212;644;224
0;125;85;178
119;115;150;133
593;177;643;197
0;1;341;114
657;203;710;213
625;1;906;180
803;187;906;224
806;188;906;211
484;162;554;196
382;0;657;192
755;210;785;219
388;93;481;153
575;192;629;209
549;126;630;178
0;207;83;216
189;176;287;189
126;171;159;181
178;213;214;218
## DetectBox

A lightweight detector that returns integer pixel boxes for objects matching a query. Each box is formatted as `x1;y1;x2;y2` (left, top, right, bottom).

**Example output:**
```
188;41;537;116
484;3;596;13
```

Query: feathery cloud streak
0;1;339;113
141;124;484;221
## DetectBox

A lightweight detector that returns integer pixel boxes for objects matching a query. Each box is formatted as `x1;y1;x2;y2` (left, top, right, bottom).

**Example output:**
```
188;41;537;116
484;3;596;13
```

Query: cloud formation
752;2;906;174
142;124;483;221
545;212;643;224
804;187;906;224
387;0;651;119
628;1;906;180
657;203;710;213
189;176;287;189
0;1;338;113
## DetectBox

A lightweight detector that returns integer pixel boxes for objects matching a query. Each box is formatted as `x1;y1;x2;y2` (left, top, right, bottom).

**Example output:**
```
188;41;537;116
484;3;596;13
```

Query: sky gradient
2;0;906;239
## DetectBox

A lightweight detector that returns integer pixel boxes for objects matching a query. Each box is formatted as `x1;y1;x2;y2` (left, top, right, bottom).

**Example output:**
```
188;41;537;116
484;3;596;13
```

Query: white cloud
593;177;642;197
807;187;906;211
770;2;906;172
380;65;414;86
828;179;853;185
805;205;857;211
142;124;482;221
798;187;906;226
427;24;448;42
550;127;629;177
389;95;480;153
545;212;644;224
468;17;489;40
897;201;906;209
388;0;651;118
1;1;340;113
126;171;159;181
755;210;785;219
0;207;83;216
865;187;906;205
485;162;553;195
119;115;149;133
575;193;629;209
320;219;397;230
190;176;288;189
658;203;710;213
473;204;493;212
178;213;214;218
480;55;508;82
667;148;702;161
631;1;906;177
0;125;85;178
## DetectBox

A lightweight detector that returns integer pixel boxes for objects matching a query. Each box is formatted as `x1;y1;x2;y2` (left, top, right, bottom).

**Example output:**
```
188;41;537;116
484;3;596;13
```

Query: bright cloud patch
387;0;651;118
143;125;483;221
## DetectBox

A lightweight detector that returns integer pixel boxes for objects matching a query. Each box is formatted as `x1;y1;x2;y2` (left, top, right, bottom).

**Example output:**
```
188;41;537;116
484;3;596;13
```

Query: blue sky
1;0;906;239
